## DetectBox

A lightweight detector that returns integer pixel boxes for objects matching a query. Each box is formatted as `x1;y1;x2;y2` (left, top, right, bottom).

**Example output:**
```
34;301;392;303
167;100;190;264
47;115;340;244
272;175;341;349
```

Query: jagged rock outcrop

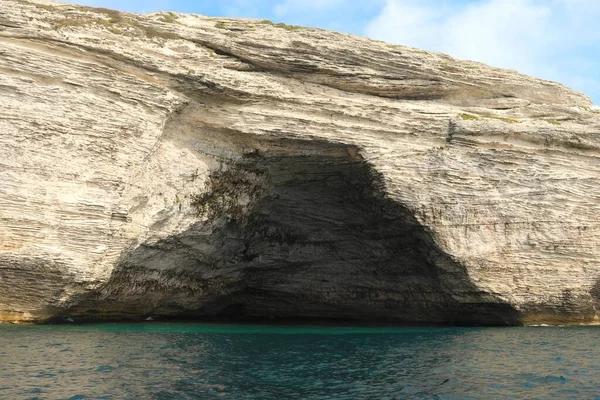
1;0;600;325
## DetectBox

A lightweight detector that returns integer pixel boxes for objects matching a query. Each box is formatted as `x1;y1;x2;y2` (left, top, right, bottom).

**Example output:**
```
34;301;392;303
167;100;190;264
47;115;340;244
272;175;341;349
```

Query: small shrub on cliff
78;6;122;20
274;22;302;31
51;16;89;29
458;113;479;121
158;12;178;24
257;19;302;31
482;113;521;124
493;116;521;124
48;6;180;41
34;3;58;12
545;120;561;126
141;25;180;40
407;48;429;55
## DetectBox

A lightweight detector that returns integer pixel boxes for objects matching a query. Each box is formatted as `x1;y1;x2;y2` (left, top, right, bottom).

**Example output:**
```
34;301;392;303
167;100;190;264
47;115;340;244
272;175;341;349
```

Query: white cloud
366;0;553;70
365;0;600;103
446;0;551;70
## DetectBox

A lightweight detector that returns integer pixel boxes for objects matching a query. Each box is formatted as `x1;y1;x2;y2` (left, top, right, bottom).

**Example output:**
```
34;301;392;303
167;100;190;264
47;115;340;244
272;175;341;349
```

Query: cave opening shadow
65;136;519;326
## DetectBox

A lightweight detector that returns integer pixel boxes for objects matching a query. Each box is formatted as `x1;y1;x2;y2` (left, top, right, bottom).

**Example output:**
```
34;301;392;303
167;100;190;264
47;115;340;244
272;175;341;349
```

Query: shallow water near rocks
1;323;599;399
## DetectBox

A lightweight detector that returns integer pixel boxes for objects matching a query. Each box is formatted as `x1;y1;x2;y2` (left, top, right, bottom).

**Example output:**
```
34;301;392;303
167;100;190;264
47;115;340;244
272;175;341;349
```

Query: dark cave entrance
66;134;519;325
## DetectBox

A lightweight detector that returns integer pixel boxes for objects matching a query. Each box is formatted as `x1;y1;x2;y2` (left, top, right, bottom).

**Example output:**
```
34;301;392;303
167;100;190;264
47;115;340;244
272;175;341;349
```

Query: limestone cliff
1;0;600;325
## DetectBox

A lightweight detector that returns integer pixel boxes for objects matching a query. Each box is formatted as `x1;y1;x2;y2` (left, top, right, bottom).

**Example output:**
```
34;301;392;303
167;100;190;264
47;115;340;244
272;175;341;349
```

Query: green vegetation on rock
482;113;521;124
158;12;178;24
458;113;479;121
545;120;561;126
258;19;302;31
48;7;180;41
458;113;521;124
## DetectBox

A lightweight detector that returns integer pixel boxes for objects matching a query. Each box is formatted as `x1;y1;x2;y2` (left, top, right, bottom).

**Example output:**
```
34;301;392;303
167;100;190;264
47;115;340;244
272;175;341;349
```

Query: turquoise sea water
1;324;600;399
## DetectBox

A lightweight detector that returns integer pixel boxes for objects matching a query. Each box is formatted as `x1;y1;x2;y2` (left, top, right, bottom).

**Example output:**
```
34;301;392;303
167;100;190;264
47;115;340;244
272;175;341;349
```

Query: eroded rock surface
1;0;600;324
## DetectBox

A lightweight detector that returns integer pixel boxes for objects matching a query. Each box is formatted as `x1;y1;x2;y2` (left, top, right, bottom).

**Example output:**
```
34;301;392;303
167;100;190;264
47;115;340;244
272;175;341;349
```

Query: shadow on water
58;132;519;325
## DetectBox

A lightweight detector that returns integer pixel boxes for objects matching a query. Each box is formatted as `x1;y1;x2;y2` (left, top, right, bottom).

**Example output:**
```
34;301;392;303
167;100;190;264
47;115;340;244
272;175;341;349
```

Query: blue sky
73;0;599;104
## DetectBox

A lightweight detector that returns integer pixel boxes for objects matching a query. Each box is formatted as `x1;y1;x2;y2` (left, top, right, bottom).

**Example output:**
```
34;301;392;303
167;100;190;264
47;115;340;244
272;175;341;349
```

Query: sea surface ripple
1;324;600;399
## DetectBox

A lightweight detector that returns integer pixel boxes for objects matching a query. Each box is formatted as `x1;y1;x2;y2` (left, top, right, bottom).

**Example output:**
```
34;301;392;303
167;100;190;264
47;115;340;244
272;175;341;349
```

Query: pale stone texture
1;0;599;324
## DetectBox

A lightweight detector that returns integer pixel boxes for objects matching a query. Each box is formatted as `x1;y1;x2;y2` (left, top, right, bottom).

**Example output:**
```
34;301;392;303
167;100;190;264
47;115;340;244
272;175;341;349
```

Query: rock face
1;0;600;325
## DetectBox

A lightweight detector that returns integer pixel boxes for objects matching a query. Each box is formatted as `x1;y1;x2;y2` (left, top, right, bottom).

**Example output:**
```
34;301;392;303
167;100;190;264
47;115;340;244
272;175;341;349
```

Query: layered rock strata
1;0;600;324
